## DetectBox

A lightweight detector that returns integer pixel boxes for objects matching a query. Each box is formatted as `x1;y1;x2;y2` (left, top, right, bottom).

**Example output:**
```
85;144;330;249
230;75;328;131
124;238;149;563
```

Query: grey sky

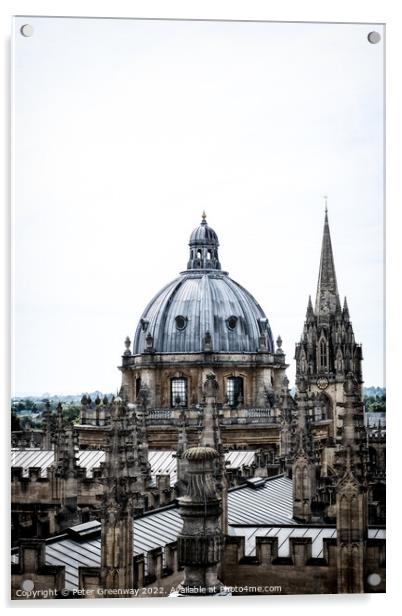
12;17;384;396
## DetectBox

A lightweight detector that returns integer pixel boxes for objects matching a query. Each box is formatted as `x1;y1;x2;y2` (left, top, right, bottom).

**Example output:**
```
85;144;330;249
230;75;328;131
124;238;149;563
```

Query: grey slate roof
133;271;274;354
11;449;257;483
228;475;294;525
12;475;386;590
229;526;386;559
43;524;385;590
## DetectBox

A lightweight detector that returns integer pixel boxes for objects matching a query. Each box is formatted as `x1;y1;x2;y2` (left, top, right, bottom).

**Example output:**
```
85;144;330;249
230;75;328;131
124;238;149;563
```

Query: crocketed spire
315;206;340;317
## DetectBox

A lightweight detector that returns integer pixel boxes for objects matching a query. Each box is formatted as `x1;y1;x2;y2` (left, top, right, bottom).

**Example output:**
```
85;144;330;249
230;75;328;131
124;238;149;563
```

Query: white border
1;1;400;613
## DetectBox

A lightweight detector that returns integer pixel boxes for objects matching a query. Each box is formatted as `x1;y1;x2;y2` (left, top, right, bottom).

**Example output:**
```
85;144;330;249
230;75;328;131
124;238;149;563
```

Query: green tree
11;413;21;431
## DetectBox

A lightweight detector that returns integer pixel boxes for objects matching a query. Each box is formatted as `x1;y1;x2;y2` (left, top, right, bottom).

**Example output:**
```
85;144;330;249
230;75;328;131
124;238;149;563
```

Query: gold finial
201;210;207;223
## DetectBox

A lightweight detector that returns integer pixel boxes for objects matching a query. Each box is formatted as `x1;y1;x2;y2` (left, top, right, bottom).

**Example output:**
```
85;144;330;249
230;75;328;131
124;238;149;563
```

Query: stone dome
133;215;274;355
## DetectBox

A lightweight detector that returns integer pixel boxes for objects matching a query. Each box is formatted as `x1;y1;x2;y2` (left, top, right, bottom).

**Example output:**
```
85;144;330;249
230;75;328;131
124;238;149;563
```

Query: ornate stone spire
42;400;52;450
187;214;221;271
100;398;143;590
200;373;221;451
53;403;66;468
177;446;223;595
343;296;350;322
51;404;80;528
315;206;340;317
200;373;228;534
175;408;189;496
306;295;314;320
292;377;317;522
335;374;368;593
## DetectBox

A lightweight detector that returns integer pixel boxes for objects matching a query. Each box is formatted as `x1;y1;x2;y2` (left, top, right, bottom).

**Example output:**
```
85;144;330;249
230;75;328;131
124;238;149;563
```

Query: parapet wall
221;535;385;594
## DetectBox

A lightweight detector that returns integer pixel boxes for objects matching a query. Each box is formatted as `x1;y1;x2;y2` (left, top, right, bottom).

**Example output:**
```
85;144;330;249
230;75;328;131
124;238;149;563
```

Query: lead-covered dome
133;215;274;354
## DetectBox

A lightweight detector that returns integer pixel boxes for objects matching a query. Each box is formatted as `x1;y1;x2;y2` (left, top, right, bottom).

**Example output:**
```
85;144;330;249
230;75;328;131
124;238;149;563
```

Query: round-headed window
227;316;238;330
175;315;187;331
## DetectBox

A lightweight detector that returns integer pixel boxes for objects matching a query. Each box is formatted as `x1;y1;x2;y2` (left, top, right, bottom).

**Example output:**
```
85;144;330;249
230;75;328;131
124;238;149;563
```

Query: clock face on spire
317;376;329;390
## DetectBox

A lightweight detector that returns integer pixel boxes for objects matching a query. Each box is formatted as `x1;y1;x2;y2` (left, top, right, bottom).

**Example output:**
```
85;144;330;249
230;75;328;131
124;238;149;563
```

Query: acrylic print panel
11;17;384;599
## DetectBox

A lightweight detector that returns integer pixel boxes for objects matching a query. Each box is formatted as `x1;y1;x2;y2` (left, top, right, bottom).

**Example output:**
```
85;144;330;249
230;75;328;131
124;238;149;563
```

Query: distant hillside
11;387;386;408
12;391;114;405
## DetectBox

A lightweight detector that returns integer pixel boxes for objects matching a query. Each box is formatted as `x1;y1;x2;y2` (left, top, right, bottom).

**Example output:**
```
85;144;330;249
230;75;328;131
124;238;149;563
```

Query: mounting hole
21;579;34;591
367;31;381;44
367;573;381;586
20;24;34;37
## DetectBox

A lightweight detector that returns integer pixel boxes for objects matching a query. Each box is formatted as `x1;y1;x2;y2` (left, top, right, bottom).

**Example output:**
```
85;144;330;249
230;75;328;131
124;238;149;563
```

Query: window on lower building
171;377;188;407
226;376;244;408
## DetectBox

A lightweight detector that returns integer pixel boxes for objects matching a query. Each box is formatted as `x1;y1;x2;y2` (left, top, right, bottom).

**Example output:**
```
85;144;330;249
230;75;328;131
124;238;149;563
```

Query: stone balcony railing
146;407;280;427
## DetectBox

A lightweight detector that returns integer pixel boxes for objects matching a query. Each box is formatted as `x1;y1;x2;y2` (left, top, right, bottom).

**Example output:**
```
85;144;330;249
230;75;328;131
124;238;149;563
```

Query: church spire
306;295;314;320
343;296;350;321
315;204;340;317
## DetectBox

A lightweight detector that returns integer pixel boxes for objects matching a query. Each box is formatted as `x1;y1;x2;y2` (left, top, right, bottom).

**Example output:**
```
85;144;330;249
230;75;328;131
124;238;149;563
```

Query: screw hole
367;31;381;44
20;24;34;37
367;573;381;586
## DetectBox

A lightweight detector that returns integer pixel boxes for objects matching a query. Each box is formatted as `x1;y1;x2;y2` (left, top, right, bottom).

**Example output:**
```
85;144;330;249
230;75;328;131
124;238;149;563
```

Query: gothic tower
295;207;363;440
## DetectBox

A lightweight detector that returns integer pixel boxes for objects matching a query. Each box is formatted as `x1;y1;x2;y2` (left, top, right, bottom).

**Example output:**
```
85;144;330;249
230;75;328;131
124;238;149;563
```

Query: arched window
319;339;328;369
226;376;244;408
207;249;212;260
197;249;202;259
171;377;188;407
